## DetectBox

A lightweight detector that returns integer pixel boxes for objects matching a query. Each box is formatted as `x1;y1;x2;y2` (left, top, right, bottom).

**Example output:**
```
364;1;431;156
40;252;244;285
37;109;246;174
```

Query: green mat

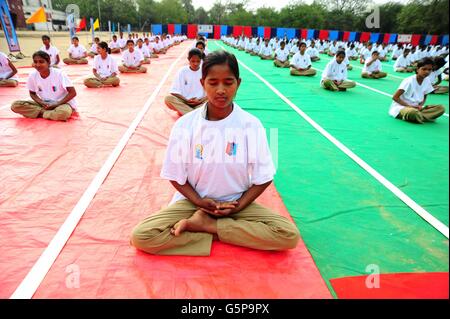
209;41;449;297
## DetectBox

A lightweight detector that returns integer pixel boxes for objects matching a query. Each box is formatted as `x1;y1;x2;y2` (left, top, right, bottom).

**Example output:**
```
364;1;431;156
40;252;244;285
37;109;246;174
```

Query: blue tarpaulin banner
329;30;339;40
0;0;21;52
221;25;228;36
151;24;162;35
174;24;182;34
370;33;380;43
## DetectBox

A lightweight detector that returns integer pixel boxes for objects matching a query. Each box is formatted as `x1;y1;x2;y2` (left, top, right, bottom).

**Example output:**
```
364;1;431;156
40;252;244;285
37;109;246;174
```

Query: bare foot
171;210;217;237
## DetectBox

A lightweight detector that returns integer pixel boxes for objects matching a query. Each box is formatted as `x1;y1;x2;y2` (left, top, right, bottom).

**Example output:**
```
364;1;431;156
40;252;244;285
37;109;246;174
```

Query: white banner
198;25;213;33
397;34;412;43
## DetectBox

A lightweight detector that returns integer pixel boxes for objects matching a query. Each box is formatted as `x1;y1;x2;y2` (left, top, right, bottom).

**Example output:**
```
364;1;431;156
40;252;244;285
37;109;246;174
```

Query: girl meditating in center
131;50;300;256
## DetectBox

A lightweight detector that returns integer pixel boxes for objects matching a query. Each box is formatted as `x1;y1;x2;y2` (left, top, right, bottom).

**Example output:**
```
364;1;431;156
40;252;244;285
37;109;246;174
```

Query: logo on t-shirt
225;142;237;156
195;144;203;160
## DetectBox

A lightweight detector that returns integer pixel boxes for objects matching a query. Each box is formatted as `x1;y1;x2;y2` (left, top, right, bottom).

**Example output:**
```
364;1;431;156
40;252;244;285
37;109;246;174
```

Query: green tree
194;7;209;24
254;7;280;27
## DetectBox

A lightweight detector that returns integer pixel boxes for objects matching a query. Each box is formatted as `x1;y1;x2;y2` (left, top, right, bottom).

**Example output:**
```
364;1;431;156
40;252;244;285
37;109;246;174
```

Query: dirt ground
1;31;114;67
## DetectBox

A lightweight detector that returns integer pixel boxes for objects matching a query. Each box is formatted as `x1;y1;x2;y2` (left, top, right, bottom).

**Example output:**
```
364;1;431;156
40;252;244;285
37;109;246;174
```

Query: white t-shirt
346;48;357;58
0;52;18;80
170;65;204;100
118;38;127;48
122;49;144;67
363;58;382;74
90;43;98;53
321;58;348;82
154;41;164;51
389;75;434;117
109;40;121;49
394;55;411;70
136;45;150;58
161;103;276;204
259;45;273;56
67;44;87;59
428;68;444;85
40;45;60;66
360;48;372;60
291;52;312;69
275;48;289;62
306;47;319;58
93;54;119;78
27;68;77;109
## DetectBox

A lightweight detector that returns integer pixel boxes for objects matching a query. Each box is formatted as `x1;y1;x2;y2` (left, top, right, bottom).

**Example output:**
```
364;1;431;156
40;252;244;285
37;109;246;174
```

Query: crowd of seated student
222;35;448;123
3;32;188;121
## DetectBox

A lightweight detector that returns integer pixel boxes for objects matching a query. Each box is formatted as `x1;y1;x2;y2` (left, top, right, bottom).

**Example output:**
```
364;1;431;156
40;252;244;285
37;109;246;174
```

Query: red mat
0;42;331;298
330;272;449;299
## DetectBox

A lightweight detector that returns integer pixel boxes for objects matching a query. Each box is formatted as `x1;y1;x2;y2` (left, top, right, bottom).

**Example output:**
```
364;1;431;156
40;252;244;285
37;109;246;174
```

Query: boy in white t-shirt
84;41;120;88
362;51;387;79
40;35;60;67
0;51;19;87
144;38;159;58
394;48;414;73
88;37;100;58
390;58;445;123
306;41;320;62
118;40;147;73
63;36;88;65
273;41;290;68
290;42;316;76
136;39;151;64
321;51;356;91
131;50;300;256
164;48;206;115
109;35;122;54
259;39;273;60
11;51;77;121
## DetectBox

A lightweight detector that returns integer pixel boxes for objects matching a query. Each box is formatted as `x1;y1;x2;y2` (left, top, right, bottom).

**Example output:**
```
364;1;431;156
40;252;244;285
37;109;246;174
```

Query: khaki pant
397;105;446;124
63;57;88;65
150;53;159;58
362;72;387;79
274;59;290;68
260;55;273;60
11;100;73;121
88;52;97;58
395;67;415;73
130;199;300;256
347;65;353;71
119;65;147;73
110;48;121;54
322;79;356;91
164;95;200;115
432;86;449;94
290;67;317;76
0;79;18;87
311;56;320;62
142;58;151;64
84;76;120;88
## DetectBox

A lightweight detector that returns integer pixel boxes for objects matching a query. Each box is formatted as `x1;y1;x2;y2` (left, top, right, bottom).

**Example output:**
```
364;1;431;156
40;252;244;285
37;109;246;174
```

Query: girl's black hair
32;50;51;64
94;37;100;42
72;36;79;41
201;50;239;80
188;48;203;60
298;42;306;47
416;57;434;72
98;41;111;54
433;56;446;70
41;35;50;41
196;41;205;49
126;39;134;45
336;50;346;58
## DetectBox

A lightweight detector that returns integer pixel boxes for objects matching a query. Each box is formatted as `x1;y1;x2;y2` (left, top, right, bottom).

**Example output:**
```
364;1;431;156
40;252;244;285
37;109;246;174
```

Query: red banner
187;24;198;39
214;25;221;39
